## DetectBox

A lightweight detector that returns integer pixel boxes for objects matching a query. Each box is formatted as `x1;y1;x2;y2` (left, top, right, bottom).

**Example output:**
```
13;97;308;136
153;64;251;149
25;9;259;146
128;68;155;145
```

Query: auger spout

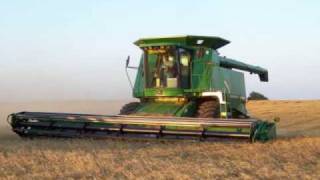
220;58;268;82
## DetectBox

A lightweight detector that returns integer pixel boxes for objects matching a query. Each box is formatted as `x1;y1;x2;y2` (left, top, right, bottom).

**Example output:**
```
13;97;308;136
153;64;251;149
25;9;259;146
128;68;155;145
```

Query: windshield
143;46;191;89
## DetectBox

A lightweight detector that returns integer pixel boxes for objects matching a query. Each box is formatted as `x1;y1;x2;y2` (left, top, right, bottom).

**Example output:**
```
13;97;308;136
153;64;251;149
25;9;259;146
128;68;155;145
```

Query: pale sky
0;0;319;102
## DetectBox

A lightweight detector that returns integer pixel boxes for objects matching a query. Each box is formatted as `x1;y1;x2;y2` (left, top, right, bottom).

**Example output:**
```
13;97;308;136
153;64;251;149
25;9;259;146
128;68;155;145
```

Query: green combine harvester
8;35;276;142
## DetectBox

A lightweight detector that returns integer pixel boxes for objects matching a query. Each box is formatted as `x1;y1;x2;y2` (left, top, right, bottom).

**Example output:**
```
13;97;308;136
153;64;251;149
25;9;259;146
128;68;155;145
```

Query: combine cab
8;35;276;142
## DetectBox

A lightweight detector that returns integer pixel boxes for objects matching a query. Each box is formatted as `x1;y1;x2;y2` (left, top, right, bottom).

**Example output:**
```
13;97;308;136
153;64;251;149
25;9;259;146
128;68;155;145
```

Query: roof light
196;39;204;45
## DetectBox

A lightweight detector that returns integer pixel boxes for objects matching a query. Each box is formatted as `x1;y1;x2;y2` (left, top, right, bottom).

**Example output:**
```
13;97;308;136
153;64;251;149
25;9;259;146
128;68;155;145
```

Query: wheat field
0;100;319;179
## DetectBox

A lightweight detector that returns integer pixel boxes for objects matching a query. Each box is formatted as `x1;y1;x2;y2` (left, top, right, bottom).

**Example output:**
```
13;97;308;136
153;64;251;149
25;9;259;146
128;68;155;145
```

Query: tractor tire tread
196;100;220;118
119;102;140;115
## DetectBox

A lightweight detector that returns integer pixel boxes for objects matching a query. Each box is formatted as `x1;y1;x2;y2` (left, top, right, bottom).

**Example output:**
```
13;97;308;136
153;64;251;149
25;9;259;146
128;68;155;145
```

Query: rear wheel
119;102;140;115
196;100;220;118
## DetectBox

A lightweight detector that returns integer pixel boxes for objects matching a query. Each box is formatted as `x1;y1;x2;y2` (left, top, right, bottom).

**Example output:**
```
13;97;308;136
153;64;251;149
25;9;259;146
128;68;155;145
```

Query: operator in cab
161;54;177;87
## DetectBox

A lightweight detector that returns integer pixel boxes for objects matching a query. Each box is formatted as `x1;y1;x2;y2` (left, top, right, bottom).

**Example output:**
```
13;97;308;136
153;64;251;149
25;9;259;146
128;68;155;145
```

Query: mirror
126;56;130;68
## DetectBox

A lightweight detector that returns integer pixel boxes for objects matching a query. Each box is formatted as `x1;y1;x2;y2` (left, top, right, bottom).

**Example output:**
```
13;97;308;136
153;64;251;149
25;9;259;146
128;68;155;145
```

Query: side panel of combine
211;66;247;116
227;70;247;115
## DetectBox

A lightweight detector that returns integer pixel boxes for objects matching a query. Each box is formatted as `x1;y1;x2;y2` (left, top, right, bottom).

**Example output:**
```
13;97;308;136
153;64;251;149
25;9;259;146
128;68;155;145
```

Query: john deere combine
8;35;276;142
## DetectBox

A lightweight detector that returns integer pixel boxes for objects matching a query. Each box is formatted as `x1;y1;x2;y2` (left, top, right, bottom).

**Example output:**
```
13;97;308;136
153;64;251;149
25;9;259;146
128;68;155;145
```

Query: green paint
175;101;197;117
135;102;184;116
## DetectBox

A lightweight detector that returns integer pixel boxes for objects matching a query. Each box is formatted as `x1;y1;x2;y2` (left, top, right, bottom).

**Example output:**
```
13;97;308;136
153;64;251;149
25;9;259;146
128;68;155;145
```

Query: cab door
178;48;191;89
191;48;212;90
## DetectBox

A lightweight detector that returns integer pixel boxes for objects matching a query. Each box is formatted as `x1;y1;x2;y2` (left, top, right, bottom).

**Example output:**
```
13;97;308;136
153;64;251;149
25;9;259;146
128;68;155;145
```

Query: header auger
8;35;276;142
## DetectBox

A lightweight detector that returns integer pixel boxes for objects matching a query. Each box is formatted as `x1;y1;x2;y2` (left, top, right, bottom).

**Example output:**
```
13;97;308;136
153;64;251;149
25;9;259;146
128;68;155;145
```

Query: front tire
119;102;140;115
196;100;220;118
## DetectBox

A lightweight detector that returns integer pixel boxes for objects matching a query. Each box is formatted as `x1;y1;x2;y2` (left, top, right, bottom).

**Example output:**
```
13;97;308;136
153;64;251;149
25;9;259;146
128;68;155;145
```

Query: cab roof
134;35;230;50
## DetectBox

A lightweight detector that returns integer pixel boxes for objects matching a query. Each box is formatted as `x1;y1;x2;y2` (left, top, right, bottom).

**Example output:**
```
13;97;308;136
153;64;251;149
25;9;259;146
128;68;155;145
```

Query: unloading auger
8;35;276;142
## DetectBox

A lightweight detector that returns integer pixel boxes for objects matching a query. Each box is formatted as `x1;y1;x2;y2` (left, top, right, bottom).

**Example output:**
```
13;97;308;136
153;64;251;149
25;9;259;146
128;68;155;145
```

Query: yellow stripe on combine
154;97;187;104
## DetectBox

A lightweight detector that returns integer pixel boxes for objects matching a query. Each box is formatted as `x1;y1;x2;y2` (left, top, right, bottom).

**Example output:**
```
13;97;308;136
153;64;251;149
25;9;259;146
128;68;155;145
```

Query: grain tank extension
8;35;276;142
